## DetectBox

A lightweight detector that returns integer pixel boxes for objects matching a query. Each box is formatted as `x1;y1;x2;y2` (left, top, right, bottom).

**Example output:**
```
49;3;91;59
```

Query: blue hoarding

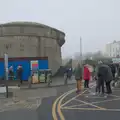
0;59;48;81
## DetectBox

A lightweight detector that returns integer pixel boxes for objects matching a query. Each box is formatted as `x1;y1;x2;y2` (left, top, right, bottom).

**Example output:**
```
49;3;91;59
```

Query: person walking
8;66;14;80
74;63;82;93
109;63;116;87
17;65;23;85
105;65;113;94
95;61;107;96
83;64;91;88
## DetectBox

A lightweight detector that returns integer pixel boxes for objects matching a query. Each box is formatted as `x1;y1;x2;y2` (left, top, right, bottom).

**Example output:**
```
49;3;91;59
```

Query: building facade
105;41;120;57
0;22;65;74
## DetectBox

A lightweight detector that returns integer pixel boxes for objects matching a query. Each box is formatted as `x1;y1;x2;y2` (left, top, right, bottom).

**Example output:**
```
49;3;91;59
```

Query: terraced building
0;22;65;74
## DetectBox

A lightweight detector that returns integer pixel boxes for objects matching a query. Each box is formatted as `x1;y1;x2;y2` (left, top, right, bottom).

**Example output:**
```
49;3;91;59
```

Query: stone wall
0;22;65;74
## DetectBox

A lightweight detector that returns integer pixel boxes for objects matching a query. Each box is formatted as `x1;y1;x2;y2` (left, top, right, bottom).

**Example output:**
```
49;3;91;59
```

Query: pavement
0;77;75;120
0;76;76;89
20;77;76;89
0;84;75;120
1;80;120;120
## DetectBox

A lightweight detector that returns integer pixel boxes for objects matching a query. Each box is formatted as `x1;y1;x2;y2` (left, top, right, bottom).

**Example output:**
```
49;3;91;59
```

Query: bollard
64;74;68;85
28;76;32;89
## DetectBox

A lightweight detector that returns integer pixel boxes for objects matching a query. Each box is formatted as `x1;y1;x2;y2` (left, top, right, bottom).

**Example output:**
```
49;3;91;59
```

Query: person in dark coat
65;68;72;80
95;61;111;95
9;66;14;80
105;64;113;94
95;61;103;94
17;65;23;84
108;63;116;87
109;63;116;79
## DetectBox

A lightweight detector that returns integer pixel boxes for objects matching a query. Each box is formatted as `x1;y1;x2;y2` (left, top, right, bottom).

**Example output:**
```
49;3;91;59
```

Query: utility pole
80;37;82;66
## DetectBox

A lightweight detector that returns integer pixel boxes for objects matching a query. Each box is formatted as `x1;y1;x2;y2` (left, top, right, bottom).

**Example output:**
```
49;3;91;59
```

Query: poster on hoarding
30;60;39;70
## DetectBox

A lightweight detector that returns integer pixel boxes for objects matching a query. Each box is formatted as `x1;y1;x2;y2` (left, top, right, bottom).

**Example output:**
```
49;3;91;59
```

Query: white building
106;41;120;57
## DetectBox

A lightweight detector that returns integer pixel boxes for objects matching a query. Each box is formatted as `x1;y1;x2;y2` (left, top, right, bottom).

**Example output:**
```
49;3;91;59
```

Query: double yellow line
52;83;95;120
52;88;76;120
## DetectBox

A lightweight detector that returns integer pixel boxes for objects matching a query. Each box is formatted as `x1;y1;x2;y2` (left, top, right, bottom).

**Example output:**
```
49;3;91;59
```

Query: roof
107;41;120;45
2;21;45;26
0;21;65;35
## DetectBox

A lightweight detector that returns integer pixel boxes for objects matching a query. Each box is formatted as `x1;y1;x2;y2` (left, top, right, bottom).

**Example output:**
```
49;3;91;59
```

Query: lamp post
80;37;82;66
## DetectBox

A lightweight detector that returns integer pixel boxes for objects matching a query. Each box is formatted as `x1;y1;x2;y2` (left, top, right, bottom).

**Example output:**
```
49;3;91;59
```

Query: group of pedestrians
74;63;91;93
95;61;113;96
74;61;118;95
8;65;23;85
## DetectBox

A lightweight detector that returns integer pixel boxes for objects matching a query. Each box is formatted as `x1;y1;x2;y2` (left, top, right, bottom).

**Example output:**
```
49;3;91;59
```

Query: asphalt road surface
51;83;120;120
1;82;120;120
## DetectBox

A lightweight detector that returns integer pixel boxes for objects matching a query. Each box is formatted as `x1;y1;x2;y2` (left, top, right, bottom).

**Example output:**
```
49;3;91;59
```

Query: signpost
4;53;8;98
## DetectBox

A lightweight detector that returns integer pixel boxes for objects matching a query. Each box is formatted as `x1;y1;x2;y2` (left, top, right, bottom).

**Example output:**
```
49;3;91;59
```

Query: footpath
21;77;76;89
0;77;76;112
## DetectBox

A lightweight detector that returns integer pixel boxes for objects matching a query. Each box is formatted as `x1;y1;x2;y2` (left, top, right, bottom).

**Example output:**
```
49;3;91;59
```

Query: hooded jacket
96;64;113;82
74;64;82;80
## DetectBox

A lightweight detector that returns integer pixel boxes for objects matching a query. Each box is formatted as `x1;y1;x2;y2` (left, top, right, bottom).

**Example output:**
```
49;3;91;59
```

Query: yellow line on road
60;90;88;108
52;82;95;120
57;88;81;120
52;92;67;120
52;89;76;120
57;87;94;119
61;84;95;107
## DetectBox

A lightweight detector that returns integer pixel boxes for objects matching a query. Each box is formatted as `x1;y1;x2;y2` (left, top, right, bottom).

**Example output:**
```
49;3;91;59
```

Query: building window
20;43;24;51
4;44;12;50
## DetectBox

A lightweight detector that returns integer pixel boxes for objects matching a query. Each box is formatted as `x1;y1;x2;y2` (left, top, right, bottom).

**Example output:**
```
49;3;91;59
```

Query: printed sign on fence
30;60;39;70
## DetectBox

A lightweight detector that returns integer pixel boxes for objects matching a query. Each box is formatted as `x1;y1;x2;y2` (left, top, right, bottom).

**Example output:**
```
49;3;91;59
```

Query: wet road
1;82;120;120
51;82;120;120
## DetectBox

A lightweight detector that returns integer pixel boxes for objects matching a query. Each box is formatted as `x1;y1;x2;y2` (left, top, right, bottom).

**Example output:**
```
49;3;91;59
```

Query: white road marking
62;97;120;108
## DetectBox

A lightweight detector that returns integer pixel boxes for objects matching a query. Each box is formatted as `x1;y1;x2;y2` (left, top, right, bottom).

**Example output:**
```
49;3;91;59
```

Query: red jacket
83;66;91;80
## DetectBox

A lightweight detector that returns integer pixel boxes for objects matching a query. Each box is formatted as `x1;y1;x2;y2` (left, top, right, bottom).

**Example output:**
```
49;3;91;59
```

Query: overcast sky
0;0;120;58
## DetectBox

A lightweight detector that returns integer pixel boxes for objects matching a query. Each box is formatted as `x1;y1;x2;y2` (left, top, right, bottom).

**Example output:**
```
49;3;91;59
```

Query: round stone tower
0;22;65;74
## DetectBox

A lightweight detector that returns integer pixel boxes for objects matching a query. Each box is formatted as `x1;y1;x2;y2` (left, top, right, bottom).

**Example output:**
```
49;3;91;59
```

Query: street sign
4;53;8;69
4;53;8;98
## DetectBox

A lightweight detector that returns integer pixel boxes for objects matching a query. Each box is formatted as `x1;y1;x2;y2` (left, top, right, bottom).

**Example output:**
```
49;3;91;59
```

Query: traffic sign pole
4;53;8;98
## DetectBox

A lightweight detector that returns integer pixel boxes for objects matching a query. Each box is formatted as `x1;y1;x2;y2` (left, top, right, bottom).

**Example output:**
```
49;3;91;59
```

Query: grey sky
0;0;120;58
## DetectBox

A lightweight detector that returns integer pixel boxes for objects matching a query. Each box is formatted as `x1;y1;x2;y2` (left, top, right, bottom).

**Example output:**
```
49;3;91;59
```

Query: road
51;82;120;120
1;82;120;120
